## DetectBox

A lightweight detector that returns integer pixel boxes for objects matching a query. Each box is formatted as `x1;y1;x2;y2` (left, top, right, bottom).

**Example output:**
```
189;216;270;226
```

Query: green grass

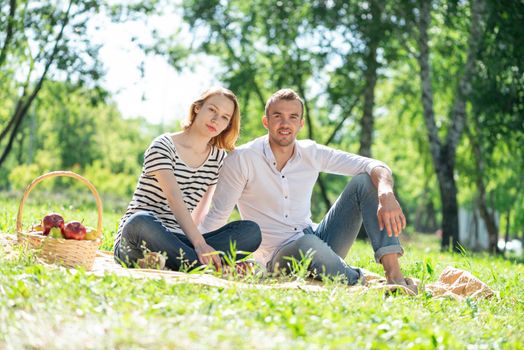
1;193;523;349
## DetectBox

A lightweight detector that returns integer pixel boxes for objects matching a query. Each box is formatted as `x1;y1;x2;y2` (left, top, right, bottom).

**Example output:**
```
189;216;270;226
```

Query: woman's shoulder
208;145;227;163
144;133;176;158
153;133;173;145
148;133;175;149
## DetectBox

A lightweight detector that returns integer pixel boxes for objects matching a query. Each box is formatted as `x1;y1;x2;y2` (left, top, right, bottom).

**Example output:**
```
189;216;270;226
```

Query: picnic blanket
1;234;494;299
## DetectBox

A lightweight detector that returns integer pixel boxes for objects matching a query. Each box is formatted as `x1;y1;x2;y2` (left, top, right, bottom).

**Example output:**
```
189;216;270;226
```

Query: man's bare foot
379;253;418;294
383;282;418;296
380;253;404;283
388;277;418;295
403;277;419;294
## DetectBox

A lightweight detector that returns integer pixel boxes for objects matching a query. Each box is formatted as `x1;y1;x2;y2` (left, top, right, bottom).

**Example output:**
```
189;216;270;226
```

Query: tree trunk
358;0;381;158
414;188;438;233
317;174;332;213
479;199;499;254
324;90;363;146
0;0;17;67
0;0;73;168
503;209;510;254
17;124;25;163
471;206;479;250
416;0;485;252
298;86;332;210
435;158;461;250
359;42;378;158
467;120;499;254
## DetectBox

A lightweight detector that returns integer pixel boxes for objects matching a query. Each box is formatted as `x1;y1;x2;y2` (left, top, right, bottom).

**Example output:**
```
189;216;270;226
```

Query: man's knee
351;173;373;188
295;234;327;255
343;173;375;198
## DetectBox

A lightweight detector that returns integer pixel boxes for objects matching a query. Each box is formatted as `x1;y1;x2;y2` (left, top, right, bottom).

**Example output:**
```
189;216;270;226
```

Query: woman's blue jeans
268;174;404;285
114;212;262;271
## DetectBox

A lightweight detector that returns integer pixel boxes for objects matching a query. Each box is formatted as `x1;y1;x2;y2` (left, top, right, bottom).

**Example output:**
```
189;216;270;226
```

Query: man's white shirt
199;135;391;265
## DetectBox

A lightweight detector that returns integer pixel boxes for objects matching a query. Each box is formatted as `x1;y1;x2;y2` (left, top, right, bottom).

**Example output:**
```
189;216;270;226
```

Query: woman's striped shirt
114;133;226;248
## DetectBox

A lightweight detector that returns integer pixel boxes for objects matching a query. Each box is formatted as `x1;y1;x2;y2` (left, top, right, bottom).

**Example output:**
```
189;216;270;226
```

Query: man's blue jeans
114;212;262;271
268;174;404;285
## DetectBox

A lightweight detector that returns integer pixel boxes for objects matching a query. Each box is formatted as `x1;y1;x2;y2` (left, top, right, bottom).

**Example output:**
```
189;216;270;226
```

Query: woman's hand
153;170;222;270
194;241;222;270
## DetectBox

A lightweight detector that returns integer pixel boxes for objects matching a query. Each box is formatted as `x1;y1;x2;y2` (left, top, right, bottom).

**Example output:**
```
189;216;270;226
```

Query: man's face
263;99;304;147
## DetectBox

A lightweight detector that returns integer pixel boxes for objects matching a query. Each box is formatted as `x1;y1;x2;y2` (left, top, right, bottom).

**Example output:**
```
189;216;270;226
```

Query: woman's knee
122;212;157;238
123;212;155;231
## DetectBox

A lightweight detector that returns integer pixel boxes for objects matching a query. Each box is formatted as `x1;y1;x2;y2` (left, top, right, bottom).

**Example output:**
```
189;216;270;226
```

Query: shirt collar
262;135;302;165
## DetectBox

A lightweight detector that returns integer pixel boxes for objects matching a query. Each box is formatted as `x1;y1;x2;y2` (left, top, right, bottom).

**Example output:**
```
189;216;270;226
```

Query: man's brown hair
264;89;304;118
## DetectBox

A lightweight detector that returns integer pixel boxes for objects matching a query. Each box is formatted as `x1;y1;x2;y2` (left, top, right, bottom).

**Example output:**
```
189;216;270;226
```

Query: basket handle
16;171;103;239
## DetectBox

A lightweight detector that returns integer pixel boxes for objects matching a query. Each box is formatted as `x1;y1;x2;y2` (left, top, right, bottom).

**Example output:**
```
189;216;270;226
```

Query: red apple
42;213;65;236
63;221;87;240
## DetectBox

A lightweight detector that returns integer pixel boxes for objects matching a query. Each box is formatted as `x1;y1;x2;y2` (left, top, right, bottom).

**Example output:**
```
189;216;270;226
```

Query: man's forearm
370;166;394;195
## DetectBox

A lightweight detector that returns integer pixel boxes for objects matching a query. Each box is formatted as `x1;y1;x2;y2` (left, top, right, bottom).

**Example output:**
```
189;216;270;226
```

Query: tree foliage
1;0;522;253
168;0;524;249
0;0;163;198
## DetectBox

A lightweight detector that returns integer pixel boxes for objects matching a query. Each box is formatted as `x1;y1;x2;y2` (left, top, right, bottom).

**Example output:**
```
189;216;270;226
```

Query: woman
114;87;261;271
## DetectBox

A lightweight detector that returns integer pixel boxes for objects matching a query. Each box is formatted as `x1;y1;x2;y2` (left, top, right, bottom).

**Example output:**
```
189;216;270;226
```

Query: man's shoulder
296;139;334;154
296;138;318;148
222;136;265;174
230;136;265;158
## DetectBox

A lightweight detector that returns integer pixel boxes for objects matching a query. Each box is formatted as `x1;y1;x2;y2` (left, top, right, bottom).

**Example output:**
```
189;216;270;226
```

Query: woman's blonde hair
184;87;240;151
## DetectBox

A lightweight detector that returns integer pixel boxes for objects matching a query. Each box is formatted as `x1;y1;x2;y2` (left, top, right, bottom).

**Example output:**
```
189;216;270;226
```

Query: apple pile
34;213;98;241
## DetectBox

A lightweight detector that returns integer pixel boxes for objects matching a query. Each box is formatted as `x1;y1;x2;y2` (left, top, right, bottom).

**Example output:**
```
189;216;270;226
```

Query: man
201;89;414;289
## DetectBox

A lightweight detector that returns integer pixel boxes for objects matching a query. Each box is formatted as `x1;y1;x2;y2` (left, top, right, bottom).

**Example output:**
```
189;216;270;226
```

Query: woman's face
194;94;235;137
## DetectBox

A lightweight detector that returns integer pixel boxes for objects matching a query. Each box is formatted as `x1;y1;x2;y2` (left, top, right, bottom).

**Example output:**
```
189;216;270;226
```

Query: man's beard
271;134;295;147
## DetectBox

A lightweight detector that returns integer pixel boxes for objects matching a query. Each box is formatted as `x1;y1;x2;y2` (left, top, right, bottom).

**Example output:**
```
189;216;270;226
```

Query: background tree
0;0;163;200
2;0;522;255
465;0;524;252
0;0;160;169
407;0;487;251
0;0;101;168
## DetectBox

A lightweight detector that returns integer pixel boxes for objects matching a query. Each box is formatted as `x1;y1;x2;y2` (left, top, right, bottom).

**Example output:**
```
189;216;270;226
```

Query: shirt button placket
282;174;290;220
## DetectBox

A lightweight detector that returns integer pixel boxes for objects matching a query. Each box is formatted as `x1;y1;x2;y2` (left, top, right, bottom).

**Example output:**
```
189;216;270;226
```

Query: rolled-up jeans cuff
375;245;404;263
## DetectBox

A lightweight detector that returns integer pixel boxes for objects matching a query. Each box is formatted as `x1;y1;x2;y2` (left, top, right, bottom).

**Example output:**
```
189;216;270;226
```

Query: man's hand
377;192;406;237
194;241;222;270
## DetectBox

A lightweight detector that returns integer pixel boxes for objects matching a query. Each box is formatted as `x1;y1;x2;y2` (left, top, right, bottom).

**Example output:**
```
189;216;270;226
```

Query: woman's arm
153;169;222;269
191;184;216;226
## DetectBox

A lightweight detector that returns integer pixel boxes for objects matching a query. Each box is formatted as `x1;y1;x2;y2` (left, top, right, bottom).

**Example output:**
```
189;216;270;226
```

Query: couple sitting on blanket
113;87;415;291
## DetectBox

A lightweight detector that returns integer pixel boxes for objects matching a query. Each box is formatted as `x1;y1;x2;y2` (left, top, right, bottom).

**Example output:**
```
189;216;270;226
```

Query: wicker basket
16;171;103;270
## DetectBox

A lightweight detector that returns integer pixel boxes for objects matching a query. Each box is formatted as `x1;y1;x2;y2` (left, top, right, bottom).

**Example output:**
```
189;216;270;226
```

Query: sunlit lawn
1;192;523;349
